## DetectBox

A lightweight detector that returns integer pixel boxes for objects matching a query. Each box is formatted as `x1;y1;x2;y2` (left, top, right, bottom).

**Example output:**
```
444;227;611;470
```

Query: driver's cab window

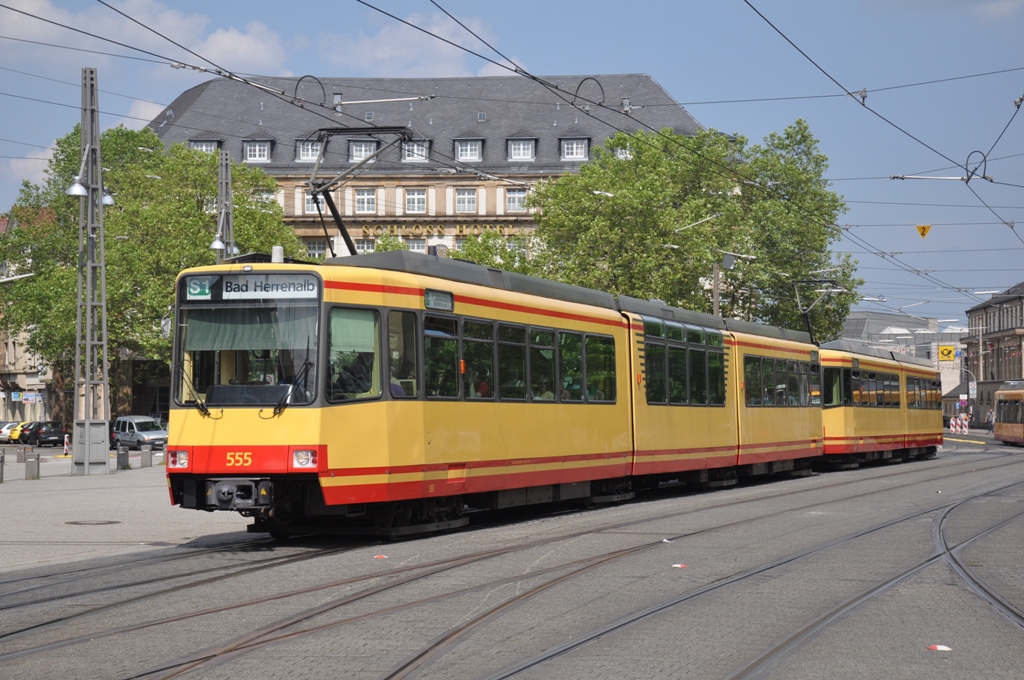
328;308;381;401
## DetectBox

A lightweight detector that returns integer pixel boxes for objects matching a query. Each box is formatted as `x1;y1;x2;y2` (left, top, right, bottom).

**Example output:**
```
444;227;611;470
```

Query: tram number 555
226;452;252;467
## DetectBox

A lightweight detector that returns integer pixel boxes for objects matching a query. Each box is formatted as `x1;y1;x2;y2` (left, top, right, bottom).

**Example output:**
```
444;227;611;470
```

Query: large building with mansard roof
149;74;704;257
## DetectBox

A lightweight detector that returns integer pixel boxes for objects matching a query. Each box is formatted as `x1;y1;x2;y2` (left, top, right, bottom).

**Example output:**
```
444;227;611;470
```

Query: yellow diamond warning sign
916;224;931;239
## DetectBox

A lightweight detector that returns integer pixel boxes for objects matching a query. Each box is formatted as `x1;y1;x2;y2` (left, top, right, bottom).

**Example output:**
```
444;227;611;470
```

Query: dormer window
243;140;271;163
190;140;218;153
349;140;377;163
560;138;588;161
296;140;321;162
402;140;429;162
507;139;535;161
455;139;482;162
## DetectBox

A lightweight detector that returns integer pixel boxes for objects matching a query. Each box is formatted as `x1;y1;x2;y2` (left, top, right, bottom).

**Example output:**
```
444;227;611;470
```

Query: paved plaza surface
2;430;1021;680
0;446;251;572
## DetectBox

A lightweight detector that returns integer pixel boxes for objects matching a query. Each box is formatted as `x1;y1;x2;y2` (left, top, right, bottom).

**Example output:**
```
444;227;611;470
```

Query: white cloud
319;12;505;78
3;146;53;195
112;99;167;131
195;22;289;75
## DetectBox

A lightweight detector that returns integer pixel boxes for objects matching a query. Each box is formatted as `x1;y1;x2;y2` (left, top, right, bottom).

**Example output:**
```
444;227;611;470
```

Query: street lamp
714;250;755;317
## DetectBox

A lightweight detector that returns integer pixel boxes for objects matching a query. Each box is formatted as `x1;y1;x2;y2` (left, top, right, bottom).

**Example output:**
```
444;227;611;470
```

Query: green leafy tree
372;234;408;252
1;125;303;417
529;121;860;341
450;229;539;275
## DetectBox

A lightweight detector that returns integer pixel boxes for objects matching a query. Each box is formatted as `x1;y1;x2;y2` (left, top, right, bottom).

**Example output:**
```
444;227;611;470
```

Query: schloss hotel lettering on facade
150;74;703;255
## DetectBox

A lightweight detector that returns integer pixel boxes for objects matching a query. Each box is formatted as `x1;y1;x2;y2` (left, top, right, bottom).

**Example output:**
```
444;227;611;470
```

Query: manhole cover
65;520;121;526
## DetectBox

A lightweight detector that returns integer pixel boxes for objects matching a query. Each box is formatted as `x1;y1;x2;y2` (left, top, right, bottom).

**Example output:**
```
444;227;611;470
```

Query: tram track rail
486;481;1024;680
94;453;1024;679
1;449;1017;678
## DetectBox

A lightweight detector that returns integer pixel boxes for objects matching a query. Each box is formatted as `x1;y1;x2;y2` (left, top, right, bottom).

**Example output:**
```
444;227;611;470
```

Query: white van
113;416;168;450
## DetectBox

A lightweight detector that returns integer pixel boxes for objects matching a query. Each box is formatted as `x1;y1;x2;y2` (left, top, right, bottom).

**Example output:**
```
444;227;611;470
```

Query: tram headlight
293;449;317;468
167;450;189;468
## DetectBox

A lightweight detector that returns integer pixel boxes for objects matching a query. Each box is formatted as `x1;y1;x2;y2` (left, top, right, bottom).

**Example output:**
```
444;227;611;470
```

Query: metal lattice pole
214;149;235;263
72;67;110;475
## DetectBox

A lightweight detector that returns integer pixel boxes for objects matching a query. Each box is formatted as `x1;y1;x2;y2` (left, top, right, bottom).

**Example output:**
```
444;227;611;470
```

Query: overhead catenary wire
396;0;991;307
0;1;1003;307
740;0;1024;249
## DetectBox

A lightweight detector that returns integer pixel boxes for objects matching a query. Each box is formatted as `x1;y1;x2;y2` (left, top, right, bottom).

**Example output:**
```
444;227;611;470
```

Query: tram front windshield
176;295;319;408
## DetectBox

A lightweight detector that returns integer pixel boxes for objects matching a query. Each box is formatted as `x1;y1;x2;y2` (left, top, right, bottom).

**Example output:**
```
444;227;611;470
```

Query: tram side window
890;374;901;407
797;362;810;407
530;329;557;401
851;371;864;406
689;347;707;405
424;315;459;398
823;367;841;408
559;332;584;401
669;346;688;404
786;361;799;406
809;363;821;406
761;358;774;405
645;342;667;404
388;311;418;398
708;351;725;406
463;320;494;399
585;335;616;402
498;324;526;400
745;356;763;406
328;308;381;402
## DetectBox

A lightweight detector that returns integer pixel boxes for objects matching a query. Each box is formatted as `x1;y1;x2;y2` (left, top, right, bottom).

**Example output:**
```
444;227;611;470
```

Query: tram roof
325;251;619;310
820;339;933;368
326;252;811;344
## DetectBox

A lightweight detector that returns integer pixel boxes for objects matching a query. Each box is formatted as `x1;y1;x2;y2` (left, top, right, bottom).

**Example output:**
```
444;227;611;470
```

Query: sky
1;0;1023;327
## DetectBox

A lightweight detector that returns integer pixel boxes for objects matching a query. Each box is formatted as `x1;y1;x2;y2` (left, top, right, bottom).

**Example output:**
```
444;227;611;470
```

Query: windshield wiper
273;359;313;416
274;338;314;416
176;360;210;416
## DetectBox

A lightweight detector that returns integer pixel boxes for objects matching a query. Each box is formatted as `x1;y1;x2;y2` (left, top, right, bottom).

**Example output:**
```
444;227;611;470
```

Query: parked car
0;422;16;442
24;421;67;447
112;415;168;450
9;421;34;443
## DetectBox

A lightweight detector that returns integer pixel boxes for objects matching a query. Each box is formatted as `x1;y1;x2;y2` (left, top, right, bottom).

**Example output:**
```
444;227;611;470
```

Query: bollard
25;453;40;480
0;452;4;483
15;446;26;464
140;444;153;468
116;445;129;471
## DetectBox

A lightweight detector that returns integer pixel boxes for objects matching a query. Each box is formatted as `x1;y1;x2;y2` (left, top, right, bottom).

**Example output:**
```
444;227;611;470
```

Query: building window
456;188;477;213
615;147;633;160
561;138;588;161
349;140;377;163
355;238;375;253
190;140;218;153
506;188;527;212
305;192;325;214
403;141;429;162
296;140;321;162
244;141;271;162
406;189;426;213
305;239;327;259
406;238;426;252
355;188;376;214
454;237;467;251
456;140;482;161
508;139;535;161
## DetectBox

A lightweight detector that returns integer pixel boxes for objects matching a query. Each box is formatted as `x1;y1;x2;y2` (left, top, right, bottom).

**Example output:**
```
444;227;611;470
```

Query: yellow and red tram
166;252;942;535
819;341;942;464
994;382;1024;446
